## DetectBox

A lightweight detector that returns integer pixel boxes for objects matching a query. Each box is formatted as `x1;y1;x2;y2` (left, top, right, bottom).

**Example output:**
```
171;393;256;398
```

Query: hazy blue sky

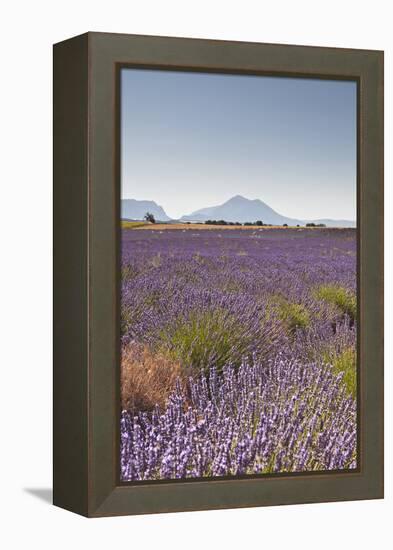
121;69;357;221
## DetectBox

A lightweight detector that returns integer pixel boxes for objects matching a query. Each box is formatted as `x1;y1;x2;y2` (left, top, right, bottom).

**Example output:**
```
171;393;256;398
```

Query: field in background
121;221;340;231
121;221;148;229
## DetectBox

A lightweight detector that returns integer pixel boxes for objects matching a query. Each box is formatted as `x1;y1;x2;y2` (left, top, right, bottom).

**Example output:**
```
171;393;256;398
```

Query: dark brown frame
53;32;384;517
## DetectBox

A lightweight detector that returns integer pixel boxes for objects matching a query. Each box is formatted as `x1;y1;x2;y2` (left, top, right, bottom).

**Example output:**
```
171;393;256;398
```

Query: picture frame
53;32;384;517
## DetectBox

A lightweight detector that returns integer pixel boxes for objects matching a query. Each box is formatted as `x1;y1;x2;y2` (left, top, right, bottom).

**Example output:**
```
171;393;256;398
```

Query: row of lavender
120;228;357;480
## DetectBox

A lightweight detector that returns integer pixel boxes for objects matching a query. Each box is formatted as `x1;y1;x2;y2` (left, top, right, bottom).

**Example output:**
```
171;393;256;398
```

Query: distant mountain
181;195;355;228
121;199;171;222
121;196;356;227
181;195;303;225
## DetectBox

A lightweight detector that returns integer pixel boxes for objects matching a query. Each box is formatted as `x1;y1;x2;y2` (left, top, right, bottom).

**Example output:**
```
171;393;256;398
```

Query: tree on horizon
144;212;156;223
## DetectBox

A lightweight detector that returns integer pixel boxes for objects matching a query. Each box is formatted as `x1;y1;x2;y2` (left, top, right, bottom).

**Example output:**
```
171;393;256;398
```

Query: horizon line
121;194;356;222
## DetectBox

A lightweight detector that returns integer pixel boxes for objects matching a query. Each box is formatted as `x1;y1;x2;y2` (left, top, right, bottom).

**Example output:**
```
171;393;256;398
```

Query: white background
0;1;391;548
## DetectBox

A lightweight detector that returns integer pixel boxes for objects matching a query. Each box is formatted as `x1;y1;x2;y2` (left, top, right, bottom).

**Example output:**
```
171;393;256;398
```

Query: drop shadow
24;488;53;504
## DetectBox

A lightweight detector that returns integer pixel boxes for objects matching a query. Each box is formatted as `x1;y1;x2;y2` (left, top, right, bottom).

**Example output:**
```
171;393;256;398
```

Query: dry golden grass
132;223;349;231
121;221;147;229
121;342;184;412
135;223;300;231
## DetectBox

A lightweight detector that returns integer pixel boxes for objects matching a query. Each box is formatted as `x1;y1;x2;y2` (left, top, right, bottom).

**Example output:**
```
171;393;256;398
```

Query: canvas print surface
120;69;357;482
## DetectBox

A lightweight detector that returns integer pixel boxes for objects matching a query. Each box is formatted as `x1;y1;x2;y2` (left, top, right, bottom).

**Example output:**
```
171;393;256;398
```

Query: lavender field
120;227;357;481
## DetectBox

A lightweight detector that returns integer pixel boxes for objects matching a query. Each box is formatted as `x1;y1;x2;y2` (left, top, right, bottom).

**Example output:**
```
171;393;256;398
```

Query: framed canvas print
53;32;384;517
